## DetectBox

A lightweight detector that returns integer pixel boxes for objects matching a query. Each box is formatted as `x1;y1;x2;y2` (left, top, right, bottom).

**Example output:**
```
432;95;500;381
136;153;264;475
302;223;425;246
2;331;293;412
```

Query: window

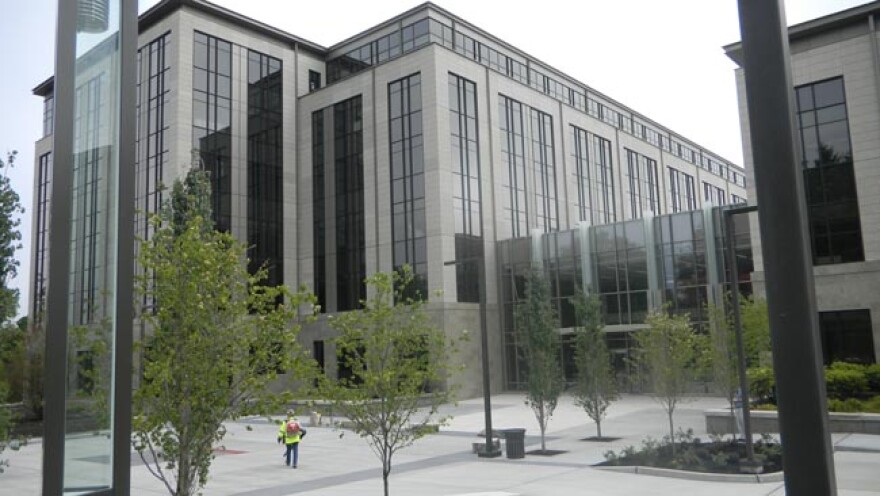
312;110;326;312
334;95;365;311
530;108;557;232
247;50;284;288
42;95;54;137
626;149;660;219
499;96;528;237
33;152;52;322
309;70;321;91
193;31;233;232
389;73;427;300
819;310;875;364
796;77;863;265
702;182;726;206
668;167;696;213
571;126;592;224
450;73;483;303
591;134;616;224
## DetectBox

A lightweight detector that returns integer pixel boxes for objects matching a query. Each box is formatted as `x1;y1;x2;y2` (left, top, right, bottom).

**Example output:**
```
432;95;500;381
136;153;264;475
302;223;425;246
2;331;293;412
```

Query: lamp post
444;256;501;457
723;204;759;471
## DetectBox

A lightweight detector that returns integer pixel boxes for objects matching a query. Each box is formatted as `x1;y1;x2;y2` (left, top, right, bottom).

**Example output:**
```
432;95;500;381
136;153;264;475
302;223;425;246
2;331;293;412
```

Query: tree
321;268;462;496
0;150;24;325
514;267;564;453
571;289;617;439
133;170;316;496
706;295;772;411
634;308;703;455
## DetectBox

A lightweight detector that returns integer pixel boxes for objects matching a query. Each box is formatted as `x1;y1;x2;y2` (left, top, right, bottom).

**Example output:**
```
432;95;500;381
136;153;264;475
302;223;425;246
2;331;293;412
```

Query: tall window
135;33;170;249
42;95;54;137
591;133;615;224
450;73;482;302
571;126;593;223
625;149;660;219
72;74;106;325
796;77;863;265
499;96;528;237
389;73;427;299
247;50;283;287
309;70;321;91
312;110;326;312
335;95;365;311
702;182;726;206
33;153;52;322
530;109;557;232
668;167;696;213
193;32;232;232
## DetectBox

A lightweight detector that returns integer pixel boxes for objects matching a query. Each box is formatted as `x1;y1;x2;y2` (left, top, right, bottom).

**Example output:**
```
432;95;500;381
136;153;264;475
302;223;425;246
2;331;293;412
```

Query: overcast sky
0;0;870;320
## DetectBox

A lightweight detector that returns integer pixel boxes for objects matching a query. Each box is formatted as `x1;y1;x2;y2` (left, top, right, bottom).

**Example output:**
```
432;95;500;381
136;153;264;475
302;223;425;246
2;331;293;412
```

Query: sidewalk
2;394;879;495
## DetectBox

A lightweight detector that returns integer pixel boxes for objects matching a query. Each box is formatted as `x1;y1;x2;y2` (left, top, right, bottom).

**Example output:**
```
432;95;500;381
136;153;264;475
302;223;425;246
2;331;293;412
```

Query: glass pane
65;0;123;492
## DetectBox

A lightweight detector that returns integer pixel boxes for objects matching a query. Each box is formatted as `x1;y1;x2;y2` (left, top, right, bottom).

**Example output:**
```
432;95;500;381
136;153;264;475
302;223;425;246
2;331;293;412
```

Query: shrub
827;398;863;413
865;364;880;393
747;366;775;403
825;367;869;400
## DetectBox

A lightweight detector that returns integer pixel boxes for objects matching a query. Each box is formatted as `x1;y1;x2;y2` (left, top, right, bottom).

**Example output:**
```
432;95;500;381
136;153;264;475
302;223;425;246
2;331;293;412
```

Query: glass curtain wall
499;95;528;237
312;110;326;311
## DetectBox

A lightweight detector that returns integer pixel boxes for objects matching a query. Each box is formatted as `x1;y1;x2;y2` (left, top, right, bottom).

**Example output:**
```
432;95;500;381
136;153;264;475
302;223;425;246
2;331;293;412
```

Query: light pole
444;256;501;457
723;204;759;471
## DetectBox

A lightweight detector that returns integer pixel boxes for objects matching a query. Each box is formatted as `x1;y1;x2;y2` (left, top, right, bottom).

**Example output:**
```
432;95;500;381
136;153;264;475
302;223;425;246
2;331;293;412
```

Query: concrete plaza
3;394;879;495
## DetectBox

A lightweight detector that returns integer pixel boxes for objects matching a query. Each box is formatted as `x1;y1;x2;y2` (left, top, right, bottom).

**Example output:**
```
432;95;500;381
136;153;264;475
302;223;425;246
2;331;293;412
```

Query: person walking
277;410;306;468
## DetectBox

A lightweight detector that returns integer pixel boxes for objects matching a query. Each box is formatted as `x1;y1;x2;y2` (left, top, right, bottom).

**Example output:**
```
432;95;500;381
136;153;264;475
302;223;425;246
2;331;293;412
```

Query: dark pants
284;442;299;467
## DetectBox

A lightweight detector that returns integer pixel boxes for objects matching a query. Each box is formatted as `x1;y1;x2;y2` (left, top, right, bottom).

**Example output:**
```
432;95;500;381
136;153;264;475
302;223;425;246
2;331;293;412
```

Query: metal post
737;1;837;494
445;257;500;457
476;257;500;457
43;1;79;493
724;205;758;469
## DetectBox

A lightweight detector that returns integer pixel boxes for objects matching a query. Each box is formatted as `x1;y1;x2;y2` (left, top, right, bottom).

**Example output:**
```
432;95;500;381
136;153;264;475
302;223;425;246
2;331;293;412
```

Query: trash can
502;428;526;459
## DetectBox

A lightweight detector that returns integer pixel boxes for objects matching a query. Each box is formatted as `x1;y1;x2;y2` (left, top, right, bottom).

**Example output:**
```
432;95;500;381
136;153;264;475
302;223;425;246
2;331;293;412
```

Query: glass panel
63;0;123;492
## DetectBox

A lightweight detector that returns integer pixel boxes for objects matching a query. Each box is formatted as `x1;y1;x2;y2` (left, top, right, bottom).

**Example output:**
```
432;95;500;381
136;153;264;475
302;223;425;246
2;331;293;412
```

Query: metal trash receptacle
502;428;526;459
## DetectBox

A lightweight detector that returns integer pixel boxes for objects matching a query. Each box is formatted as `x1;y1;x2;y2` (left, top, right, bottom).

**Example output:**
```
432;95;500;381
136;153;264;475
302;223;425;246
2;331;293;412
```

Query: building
30;0;747;397
725;1;880;366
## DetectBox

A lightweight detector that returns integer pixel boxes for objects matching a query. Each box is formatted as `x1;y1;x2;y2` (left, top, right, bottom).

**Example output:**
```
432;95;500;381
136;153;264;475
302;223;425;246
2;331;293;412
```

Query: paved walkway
3;394;879;495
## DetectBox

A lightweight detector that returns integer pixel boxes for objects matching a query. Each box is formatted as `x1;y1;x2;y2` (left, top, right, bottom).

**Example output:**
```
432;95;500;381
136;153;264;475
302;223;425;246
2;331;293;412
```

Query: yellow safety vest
278;418;302;444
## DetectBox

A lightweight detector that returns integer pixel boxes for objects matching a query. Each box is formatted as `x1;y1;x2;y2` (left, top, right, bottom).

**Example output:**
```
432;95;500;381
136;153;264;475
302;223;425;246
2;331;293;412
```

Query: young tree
634;308;703;455
322;268;462;496
515;267;564;453
133;170;316;496
740;295;770;366
706;300;738;410
571;289;617;439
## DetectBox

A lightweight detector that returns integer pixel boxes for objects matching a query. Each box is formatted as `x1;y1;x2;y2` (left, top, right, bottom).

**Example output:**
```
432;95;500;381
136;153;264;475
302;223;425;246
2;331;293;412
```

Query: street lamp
444;256;501;457
723;204;759;471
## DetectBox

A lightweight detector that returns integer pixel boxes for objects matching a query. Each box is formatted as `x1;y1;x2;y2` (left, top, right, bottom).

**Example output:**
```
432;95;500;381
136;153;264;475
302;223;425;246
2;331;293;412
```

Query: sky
0;0;871;320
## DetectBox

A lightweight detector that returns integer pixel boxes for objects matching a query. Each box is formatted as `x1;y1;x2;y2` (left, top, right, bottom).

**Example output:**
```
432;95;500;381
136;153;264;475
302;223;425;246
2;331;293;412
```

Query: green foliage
0;151;24;324
602;429;783;474
0;323;25;403
866;364;880;393
705;300;737;408
514;267;564;452
825;363;870;400
634;308;703;454
739;296;770;366
571;289;617;438
133;170;316;496
321;267;462;496
70;321;113;431
746;366;776;403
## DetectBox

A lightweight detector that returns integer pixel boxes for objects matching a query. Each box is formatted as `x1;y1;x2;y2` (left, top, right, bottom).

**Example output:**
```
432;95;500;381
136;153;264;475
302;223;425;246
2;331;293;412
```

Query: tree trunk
383;454;391;496
667;411;675;456
596;420;602;439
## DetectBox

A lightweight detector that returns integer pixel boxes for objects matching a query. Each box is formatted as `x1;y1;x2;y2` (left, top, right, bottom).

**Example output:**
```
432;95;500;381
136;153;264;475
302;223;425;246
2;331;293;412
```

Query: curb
593;465;784;483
